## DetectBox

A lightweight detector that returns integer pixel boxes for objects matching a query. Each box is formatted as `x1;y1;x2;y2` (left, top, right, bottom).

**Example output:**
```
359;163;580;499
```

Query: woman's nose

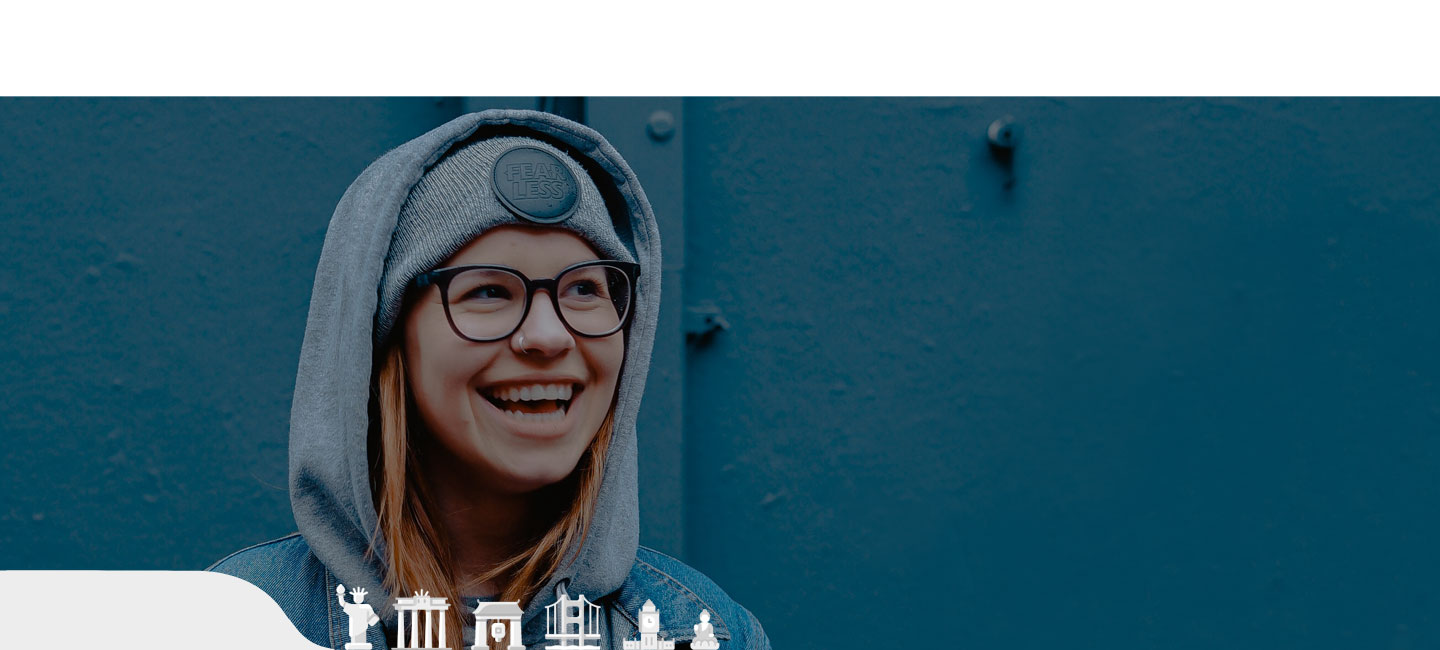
511;291;575;356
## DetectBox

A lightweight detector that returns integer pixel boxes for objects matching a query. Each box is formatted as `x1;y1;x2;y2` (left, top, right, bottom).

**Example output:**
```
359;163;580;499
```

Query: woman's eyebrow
553;259;606;272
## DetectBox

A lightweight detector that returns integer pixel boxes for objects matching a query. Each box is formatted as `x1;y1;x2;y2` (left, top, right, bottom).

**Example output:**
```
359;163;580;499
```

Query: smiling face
401;225;626;494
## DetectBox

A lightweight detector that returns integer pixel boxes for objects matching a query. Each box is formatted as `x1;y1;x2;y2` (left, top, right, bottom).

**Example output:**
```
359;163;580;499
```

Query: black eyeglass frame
412;260;641;343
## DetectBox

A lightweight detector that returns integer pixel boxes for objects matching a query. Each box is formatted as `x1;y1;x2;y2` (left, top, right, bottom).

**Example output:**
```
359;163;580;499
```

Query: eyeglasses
412;260;640;342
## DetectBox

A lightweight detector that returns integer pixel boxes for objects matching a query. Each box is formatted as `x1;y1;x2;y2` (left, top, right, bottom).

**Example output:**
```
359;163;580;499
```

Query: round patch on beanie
491;146;580;224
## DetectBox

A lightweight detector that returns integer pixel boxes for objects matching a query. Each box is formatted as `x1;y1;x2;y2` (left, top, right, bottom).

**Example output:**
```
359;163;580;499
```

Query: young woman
209;110;769;650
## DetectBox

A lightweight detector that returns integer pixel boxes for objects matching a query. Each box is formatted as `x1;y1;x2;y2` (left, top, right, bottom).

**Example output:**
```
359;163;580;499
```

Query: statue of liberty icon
336;584;381;650
691;609;719;650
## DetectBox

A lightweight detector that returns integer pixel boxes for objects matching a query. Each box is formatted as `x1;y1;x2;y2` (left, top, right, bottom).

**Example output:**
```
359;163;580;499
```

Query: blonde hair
371;342;614;650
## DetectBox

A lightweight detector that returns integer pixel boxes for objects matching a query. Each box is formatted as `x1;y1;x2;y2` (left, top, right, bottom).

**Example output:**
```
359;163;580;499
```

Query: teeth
503;406;567;423
496;383;574;402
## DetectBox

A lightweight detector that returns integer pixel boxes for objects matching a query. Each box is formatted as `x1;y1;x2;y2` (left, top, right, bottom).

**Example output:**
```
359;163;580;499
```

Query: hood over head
287;110;660;634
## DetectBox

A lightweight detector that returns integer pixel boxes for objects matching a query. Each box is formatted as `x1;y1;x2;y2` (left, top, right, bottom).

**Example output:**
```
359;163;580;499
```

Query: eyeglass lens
444;265;632;340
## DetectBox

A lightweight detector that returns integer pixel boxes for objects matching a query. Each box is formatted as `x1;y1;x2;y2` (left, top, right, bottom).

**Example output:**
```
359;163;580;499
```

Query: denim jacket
208;533;770;650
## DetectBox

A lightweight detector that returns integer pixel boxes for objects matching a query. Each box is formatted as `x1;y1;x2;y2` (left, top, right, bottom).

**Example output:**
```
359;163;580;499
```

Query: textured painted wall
0;98;523;568
680;98;1439;650
587;98;691;559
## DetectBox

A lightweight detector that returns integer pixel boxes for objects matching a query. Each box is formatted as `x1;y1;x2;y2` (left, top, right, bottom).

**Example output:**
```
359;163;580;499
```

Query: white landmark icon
545;592;603;650
691;610;720;650
472;600;525;650
395;590;451;650
622;599;674;650
336;585;380;650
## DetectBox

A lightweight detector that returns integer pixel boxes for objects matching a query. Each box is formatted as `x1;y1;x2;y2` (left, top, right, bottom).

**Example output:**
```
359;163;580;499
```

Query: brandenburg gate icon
395;590;451;650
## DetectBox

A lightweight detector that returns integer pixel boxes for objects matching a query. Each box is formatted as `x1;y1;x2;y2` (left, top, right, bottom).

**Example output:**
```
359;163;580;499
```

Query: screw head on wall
987;116;1019;151
647;110;676;142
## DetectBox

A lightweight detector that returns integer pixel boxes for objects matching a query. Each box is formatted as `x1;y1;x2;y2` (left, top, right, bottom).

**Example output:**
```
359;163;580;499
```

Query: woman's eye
462;285;510;301
563;279;608;300
570;281;598;296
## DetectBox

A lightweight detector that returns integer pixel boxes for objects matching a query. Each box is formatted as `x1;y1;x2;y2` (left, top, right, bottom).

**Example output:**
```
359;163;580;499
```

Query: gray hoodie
211;110;776;649
287;108;655;619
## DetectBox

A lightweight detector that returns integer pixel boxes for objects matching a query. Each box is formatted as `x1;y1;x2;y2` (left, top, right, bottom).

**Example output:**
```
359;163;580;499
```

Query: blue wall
676;98;1440;649
0;98;515;567
2;98;1437;649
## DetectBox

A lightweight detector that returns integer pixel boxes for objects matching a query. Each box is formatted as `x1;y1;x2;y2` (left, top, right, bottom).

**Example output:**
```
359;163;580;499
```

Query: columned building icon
544;593;602;650
395;590;451;650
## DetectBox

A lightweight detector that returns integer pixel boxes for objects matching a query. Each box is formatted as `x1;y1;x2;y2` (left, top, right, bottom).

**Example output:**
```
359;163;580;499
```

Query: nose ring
515;333;526;348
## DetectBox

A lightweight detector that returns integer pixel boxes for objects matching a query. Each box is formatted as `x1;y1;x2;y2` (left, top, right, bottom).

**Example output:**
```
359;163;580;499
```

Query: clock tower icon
623;600;675;650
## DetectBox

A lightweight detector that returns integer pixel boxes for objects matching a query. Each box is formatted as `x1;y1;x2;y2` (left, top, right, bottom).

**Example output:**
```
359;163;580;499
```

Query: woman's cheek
601;338;626;383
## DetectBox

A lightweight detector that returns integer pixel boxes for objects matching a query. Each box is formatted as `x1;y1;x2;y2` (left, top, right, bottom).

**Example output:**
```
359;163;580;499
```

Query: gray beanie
374;134;636;345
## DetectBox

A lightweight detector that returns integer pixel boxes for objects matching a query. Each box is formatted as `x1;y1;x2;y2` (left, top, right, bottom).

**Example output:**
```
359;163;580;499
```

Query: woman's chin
481;453;585;494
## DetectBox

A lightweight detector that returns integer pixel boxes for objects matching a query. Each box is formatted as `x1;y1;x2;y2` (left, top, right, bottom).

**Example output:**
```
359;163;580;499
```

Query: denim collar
611;555;732;643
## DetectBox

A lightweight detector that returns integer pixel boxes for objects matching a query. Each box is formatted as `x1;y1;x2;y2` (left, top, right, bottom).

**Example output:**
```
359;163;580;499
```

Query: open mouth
479;383;583;424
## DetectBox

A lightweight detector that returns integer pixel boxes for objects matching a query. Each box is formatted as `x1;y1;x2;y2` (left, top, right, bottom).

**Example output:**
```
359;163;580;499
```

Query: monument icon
691;609;720;650
472;600;525;650
622;599;674;650
544;592;602;650
336;584;380;650
395;590;451;650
